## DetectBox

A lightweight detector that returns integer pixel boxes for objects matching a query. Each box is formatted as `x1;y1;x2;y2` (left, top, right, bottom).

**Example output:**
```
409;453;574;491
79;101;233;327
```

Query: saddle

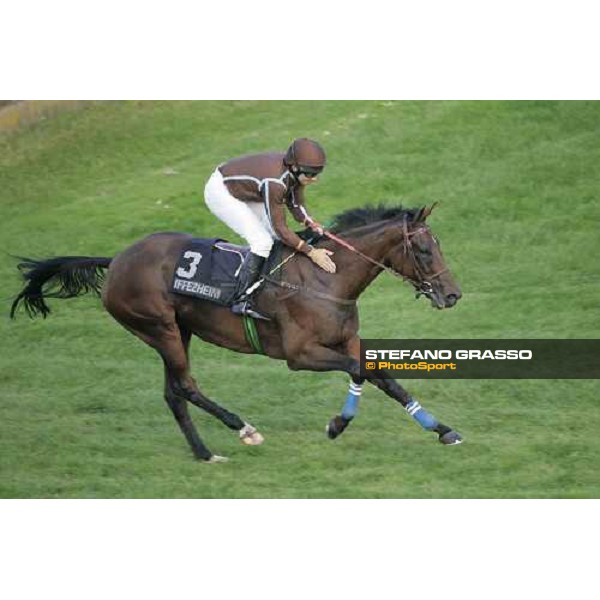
170;237;284;306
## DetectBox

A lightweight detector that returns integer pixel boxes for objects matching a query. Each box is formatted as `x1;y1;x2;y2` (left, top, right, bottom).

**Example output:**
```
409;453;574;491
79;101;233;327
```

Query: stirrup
231;300;271;321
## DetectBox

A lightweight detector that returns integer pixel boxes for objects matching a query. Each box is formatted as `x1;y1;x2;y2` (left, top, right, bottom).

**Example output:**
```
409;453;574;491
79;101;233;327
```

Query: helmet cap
284;138;326;169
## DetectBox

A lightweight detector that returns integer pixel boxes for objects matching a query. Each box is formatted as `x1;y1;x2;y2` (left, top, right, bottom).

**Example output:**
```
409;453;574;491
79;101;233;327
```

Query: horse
10;204;463;463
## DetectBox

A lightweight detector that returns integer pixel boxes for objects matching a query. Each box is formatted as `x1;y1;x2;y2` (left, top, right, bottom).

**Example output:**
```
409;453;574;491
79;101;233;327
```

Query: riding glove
307;247;336;273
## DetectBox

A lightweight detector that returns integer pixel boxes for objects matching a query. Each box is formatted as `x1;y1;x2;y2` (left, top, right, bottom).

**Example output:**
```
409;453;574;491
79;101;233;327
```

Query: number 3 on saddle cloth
171;238;280;307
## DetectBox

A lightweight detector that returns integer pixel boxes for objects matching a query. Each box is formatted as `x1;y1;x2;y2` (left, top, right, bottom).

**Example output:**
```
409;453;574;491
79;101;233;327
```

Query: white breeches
204;168;276;258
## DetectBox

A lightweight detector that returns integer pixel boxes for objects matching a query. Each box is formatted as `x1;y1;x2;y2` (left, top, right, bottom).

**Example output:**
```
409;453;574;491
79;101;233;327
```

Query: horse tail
10;256;113;319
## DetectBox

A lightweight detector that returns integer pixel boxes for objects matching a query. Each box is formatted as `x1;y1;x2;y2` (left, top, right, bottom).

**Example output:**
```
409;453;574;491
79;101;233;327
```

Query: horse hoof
439;430;463;445
239;423;265;446
326;415;350;440
242;431;264;446
206;455;229;463
326;421;339;440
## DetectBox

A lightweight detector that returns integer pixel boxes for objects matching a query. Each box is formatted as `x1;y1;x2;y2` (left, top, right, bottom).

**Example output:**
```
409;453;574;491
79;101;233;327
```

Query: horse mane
328;203;421;233
297;203;421;241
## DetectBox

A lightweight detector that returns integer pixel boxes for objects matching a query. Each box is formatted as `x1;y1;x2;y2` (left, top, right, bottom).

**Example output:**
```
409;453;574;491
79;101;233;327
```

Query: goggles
297;166;323;178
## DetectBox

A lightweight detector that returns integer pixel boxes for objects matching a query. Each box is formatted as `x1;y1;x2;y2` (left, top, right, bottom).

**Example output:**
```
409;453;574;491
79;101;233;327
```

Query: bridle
257;217;448;305
323;217;448;299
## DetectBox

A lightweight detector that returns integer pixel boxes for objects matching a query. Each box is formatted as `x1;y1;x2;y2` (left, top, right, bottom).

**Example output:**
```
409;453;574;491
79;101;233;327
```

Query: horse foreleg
326;377;363;440
345;336;463;445
365;375;462;444
287;340;462;445
286;343;365;439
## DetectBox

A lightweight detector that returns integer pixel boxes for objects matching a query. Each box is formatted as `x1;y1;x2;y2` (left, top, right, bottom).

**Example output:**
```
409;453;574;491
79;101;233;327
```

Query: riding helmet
284;138;326;169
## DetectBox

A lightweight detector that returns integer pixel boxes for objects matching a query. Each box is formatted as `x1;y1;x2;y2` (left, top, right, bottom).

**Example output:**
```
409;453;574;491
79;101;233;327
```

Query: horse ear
420;202;439;221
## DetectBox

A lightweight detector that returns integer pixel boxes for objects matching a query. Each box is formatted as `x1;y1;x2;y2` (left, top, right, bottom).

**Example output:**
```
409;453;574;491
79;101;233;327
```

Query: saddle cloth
170;237;283;306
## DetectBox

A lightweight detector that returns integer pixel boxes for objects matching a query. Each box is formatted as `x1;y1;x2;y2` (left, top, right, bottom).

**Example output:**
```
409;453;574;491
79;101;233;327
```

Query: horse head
386;204;462;309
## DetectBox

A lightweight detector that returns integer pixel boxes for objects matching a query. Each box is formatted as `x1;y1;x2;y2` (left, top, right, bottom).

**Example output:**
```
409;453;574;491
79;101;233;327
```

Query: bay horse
10;204;463;462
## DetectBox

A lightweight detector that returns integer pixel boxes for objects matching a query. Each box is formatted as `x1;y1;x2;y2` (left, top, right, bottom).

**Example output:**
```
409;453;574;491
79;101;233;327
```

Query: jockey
204;138;336;319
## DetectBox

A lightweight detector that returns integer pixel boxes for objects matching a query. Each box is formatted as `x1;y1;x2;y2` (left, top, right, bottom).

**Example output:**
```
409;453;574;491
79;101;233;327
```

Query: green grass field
1;100;599;498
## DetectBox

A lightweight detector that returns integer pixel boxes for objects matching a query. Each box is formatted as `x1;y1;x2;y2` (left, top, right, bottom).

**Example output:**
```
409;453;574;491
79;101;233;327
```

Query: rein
256;237;356;306
324;221;448;296
323;230;406;280
254;219;447;305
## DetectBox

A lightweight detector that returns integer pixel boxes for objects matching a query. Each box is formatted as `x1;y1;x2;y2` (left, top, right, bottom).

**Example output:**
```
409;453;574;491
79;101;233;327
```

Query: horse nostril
446;294;459;306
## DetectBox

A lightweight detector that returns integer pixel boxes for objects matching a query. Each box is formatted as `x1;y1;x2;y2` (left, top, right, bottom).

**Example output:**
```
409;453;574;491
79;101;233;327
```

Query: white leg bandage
204;169;274;258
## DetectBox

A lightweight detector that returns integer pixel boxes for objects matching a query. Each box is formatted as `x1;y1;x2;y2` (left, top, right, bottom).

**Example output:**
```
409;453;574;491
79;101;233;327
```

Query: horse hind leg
109;313;219;461
163;377;221;462
157;327;227;461
176;327;265;447
109;302;262;458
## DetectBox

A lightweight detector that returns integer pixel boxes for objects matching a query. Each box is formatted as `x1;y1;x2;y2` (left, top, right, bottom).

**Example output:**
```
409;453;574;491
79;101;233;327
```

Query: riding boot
231;252;270;320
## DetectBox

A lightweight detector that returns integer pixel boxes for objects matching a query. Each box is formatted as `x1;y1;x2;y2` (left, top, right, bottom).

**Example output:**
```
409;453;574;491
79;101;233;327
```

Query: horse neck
328;222;398;300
